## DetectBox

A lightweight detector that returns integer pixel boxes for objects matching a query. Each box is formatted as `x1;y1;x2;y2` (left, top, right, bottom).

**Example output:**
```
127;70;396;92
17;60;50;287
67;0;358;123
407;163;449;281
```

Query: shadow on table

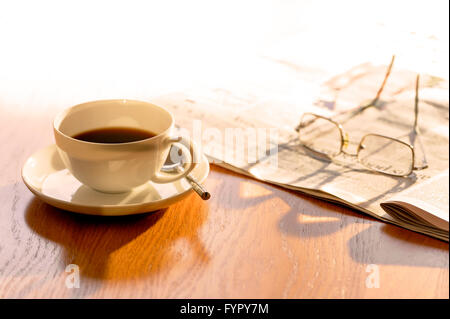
279;193;448;268
347;224;449;268
211;166;448;269
24;193;210;291
279;193;449;268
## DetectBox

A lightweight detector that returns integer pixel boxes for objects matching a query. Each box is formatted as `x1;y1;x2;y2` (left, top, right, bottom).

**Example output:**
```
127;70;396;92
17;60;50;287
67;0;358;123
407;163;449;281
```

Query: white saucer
22;144;210;216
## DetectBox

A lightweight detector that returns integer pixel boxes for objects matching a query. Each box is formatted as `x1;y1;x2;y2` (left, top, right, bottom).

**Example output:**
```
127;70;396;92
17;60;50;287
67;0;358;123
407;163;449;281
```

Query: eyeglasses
295;56;428;177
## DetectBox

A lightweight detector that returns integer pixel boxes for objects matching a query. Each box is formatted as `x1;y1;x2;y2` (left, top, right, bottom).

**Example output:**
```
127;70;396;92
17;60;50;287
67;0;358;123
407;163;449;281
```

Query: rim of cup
53;99;174;146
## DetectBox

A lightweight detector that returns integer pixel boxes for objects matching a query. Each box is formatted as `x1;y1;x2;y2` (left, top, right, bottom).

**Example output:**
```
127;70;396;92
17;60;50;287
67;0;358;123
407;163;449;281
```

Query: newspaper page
151;57;449;241
381;170;449;237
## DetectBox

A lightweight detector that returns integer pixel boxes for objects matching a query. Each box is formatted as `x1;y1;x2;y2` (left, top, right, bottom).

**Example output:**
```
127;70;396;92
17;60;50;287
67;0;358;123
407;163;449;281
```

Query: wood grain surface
0;115;448;298
0;0;448;299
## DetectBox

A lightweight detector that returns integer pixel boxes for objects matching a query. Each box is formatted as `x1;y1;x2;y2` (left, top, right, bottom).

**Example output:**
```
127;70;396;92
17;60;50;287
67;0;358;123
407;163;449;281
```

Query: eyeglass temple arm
413;74;420;133
297;55;396;129
341;55;396;122
412;73;429;170
361;55;396;111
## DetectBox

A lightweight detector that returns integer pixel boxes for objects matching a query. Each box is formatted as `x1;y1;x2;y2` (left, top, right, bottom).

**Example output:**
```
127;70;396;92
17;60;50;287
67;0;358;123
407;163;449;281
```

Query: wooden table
0;0;448;299
0;121;448;298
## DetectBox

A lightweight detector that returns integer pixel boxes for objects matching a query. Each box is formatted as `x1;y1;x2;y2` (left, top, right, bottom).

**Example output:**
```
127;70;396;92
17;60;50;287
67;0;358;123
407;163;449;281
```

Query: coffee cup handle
152;135;200;184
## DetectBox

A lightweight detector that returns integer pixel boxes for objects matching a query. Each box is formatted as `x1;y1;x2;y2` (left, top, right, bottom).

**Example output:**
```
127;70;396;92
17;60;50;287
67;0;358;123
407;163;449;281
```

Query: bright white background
0;0;448;107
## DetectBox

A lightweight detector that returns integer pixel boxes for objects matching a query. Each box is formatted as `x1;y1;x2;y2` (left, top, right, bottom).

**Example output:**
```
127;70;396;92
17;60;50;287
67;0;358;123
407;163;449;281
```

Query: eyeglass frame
296;112;416;176
294;55;428;177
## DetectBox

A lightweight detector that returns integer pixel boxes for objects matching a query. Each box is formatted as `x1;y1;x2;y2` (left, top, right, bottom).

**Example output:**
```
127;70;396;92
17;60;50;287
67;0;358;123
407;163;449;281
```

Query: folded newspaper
152;60;449;241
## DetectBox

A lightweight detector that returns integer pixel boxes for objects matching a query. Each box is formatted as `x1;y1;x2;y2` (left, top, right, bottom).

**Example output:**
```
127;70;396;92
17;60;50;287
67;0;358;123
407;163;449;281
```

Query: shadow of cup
25;198;166;281
25;193;210;282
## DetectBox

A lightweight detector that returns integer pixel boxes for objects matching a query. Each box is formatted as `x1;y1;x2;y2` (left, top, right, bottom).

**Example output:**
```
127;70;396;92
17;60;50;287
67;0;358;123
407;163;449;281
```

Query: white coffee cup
53;99;199;193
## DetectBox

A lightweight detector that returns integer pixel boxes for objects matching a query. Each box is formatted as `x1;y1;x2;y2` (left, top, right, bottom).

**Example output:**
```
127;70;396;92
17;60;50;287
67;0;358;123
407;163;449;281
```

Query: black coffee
72;127;157;143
